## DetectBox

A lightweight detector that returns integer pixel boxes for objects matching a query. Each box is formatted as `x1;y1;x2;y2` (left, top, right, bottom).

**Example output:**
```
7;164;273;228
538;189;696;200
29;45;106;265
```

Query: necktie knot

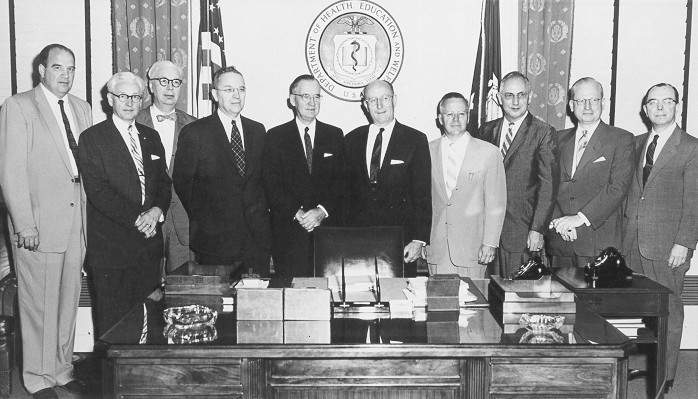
156;113;176;122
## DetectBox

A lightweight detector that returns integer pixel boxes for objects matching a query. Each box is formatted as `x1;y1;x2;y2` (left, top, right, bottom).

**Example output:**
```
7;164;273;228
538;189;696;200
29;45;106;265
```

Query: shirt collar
577;119;602;138
651;122;677;137
444;131;471;148
151;105;176;122
217;110;242;130
505;111;528;134
39;83;66;104
112;114;136;133
370;119;396;135
295;118;317;137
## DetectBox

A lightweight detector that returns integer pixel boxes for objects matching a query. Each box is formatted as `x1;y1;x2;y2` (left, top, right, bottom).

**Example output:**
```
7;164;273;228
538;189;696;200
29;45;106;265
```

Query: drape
112;0;190;110
519;0;574;130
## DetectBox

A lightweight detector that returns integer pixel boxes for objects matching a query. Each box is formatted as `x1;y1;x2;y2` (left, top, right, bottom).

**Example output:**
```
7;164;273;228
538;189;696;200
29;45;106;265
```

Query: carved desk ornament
584;247;633;288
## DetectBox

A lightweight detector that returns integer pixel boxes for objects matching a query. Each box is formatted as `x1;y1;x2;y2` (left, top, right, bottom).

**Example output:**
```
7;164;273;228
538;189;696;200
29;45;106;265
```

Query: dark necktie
369;128;384;183
303;126;313;173
156;113;177;122
643;134;659;186
58;100;79;168
230;120;245;177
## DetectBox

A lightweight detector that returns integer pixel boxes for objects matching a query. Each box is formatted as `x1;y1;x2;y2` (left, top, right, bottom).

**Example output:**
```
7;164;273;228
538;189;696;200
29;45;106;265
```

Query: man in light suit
478;71;559;278
136;60;196;273
622;83;698;393
548;77;635;267
79;72;171;337
345;80;431;272
428;92;506;278
173;66;271;276
263;75;346;277
0;44;91;399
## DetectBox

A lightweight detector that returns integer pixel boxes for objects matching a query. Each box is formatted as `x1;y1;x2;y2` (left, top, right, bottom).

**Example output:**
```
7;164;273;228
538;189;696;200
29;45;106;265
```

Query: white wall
0;0;11;105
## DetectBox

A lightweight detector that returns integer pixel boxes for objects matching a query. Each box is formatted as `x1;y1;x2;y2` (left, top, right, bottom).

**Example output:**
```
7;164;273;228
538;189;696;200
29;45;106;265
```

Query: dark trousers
195;227;270;277
89;255;160;338
550;254;595;269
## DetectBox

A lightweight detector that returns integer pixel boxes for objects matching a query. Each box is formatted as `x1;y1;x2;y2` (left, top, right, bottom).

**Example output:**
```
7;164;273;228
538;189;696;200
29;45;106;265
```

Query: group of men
0;43;694;398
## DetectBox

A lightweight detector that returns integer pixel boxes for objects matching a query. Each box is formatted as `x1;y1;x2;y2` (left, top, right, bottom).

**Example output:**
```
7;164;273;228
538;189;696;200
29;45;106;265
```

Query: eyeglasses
645;98;677;107
291;93;323;103
501;92;528;101
214;87;246;95
151;77;182;88
441;111;467;120
572;98;601;106
365;95;394;107
109;92;142;103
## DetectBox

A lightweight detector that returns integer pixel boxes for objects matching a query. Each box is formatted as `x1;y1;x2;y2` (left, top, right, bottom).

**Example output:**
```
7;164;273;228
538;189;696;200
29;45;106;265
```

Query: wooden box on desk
237;320;283;343
284;287;331;320
236;288;283;320
426;274;460;311
489;276;576;325
166;261;235;296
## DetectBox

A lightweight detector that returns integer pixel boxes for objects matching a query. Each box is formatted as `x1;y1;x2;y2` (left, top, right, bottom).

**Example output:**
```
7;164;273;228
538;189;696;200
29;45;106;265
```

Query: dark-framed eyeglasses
151;77;182;88
109;92;142;103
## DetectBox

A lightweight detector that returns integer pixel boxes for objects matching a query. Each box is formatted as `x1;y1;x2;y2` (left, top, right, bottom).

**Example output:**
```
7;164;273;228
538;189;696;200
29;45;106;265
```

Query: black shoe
627;368;647;381
31;388;58;399
58;379;89;394
664;379;674;394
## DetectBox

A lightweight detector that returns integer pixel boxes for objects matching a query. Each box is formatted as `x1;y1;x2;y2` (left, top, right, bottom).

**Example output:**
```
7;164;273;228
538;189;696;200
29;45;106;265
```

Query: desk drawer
578;292;667;315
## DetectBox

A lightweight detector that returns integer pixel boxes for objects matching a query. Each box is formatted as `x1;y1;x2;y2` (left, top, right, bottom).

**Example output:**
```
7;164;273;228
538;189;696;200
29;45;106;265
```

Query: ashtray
163;305;217;330
164;324;218;344
519;313;565;332
519;329;565;344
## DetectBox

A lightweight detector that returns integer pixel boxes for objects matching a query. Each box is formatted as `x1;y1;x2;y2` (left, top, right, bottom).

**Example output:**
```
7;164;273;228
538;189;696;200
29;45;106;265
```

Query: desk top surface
555;267;671;294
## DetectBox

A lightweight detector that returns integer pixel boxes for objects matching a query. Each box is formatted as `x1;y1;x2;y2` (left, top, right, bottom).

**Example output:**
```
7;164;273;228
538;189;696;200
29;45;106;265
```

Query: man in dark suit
547;77;635;267
623;83;698;393
478;71;559;278
263;75;346;277
0;44;91;399
173;66;271;276
136;60;196;273
344;80;431;270
79;72;171;337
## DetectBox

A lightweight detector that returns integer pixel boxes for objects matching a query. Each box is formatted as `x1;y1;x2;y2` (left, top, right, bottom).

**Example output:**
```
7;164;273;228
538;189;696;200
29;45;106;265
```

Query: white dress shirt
217;110;245;149
149;107;176;169
295;117;316;152
571;119;601;177
39;83;79;175
643;122;676;167
498;111;527;150
441;133;470;190
365;119;396;178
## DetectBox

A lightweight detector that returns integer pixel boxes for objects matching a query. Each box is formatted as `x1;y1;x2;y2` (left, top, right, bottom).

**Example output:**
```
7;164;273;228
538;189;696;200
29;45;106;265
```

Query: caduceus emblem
337;16;373;71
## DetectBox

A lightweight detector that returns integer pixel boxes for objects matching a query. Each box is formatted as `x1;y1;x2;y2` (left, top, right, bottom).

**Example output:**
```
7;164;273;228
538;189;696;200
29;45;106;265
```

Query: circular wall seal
305;0;404;102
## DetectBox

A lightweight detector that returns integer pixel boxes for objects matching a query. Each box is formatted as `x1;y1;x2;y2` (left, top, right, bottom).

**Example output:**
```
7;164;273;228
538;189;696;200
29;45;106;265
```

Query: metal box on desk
489;276;576;327
284;287;331;320
236;288;283;320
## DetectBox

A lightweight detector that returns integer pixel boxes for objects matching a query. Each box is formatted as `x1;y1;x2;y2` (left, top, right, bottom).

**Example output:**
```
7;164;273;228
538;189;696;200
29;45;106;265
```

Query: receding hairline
362;80;394;98
570;77;604;99
106;71;146;94
147;60;183;81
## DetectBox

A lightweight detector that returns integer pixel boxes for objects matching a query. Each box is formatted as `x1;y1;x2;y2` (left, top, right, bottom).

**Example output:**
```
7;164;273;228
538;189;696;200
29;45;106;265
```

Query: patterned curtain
112;0;190;110
519;0;574;130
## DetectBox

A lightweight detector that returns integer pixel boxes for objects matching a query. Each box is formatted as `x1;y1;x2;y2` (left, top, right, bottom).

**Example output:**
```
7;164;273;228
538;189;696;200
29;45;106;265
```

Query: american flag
196;0;226;117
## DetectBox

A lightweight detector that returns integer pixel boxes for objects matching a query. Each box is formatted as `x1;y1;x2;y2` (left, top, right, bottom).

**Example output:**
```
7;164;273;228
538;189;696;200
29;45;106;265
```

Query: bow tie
156;113;176;122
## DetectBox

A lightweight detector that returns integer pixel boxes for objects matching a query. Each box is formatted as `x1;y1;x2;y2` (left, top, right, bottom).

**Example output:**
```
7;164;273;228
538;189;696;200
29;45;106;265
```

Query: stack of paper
606;318;645;339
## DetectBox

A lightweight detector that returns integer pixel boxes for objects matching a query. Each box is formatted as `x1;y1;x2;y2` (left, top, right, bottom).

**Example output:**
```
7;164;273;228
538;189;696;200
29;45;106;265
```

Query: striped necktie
501;122;515;157
127;125;146;204
573;130;589;175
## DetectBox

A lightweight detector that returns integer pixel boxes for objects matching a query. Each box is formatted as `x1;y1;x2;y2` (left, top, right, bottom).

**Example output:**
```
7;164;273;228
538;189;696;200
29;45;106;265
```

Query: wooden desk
555;267;671;399
101;281;633;399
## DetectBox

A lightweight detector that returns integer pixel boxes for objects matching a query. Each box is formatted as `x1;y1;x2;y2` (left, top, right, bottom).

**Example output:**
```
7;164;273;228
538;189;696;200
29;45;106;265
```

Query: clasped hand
135;207;162;238
295;207;325;232
549;215;585;242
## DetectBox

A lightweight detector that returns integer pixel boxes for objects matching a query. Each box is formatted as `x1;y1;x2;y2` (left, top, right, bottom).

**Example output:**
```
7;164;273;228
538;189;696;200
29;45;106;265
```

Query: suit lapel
503;114;530;164
432;137;447;199
634;134;649;190
290;121;311;176
212;114;239;176
574;122;606;175
355;127;370;182
109;120;142;203
381;122;402;175
455;138;479;190
34;87;73;175
646;127;681;187
172;110;188;175
559;129;575;180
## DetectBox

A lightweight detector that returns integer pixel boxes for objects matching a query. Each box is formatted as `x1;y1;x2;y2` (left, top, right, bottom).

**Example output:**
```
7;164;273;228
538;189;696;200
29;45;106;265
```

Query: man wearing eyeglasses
622;83;698;393
344;80;431;275
78;72;171;337
262;75;347;277
0;43;92;399
173;66;271;277
477;71;559;278
136;61;196;273
547;77;635;268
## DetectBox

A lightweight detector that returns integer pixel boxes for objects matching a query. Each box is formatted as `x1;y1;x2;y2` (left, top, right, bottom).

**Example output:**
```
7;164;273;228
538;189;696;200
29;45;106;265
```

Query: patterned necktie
501;122;514;157
445;142;459;197
230;120;245;177
58;100;79;169
643;134;660;186
369;128;384;183
127;125;146;204
303;126;313;173
573;130;589;174
156;113;176;122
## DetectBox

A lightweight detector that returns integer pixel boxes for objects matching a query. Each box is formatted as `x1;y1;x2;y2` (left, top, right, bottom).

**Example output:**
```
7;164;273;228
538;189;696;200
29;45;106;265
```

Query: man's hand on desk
477;244;496;265
298;207;325;232
403;241;424;263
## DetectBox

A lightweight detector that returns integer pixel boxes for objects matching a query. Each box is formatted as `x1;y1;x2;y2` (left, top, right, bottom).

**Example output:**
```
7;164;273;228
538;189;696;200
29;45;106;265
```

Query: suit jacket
0;86;92;252
547;121;635;257
623;127;698;260
173;113;271;258
136;107;196;246
429;136;507;265
263;119;347;275
477;113;559;251
344;121;431;243
78;119;172;268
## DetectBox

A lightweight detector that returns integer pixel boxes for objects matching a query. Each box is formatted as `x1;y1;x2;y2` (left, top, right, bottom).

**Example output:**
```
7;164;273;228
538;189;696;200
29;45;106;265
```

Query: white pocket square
151;154;160;160
390;159;404;165
324;153;333;157
593;156;606;163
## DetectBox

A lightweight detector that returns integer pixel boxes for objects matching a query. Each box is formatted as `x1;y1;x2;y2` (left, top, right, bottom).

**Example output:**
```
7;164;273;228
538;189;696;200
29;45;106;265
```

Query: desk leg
654;314;668;399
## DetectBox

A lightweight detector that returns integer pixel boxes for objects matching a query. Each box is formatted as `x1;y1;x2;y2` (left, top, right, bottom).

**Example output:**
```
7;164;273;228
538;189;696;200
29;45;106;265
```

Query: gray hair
106;72;146;94
147;60;183;80
570;77;604;99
